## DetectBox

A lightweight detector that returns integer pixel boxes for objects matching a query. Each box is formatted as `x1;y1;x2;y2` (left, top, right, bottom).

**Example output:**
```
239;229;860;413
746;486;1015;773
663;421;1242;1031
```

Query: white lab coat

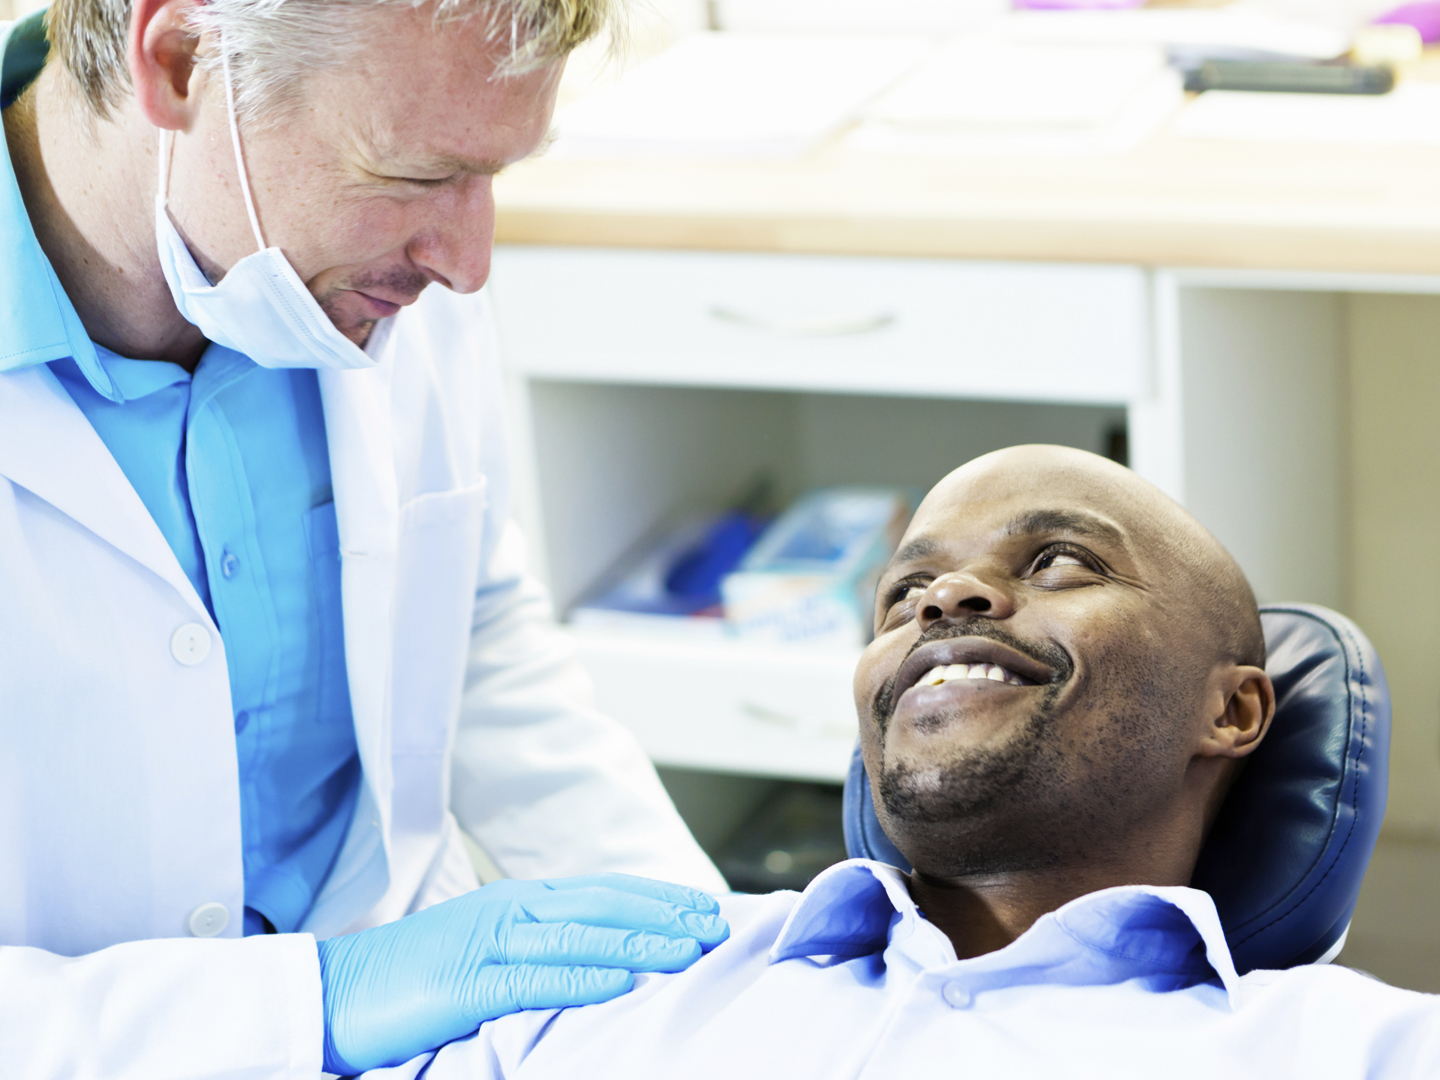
0;285;725;1078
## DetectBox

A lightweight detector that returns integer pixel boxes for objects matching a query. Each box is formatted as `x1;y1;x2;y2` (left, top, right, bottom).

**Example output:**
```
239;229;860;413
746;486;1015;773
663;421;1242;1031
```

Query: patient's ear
1197;666;1275;759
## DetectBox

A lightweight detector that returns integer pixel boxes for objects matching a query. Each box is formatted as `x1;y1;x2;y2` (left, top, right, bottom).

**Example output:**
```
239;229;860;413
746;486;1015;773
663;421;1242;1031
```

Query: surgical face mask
153;47;379;370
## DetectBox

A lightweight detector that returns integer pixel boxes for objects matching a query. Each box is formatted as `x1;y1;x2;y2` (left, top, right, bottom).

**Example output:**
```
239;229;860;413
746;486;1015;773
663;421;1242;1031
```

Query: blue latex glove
316;873;728;1074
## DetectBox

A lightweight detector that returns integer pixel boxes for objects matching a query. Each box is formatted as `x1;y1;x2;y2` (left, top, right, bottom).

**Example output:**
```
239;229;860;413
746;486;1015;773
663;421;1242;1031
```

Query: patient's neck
908;851;1196;962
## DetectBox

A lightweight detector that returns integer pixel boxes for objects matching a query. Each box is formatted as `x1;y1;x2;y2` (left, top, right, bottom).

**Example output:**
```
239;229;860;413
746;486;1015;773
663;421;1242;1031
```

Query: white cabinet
489;247;1350;782
574;634;861;782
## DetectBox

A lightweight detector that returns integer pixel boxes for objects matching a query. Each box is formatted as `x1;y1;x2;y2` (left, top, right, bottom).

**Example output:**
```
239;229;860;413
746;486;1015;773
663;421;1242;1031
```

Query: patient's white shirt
368;859;1440;1080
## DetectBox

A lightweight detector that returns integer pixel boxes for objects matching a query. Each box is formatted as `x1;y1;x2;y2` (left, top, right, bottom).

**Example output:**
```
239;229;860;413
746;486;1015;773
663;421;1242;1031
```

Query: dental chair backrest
842;604;1391;974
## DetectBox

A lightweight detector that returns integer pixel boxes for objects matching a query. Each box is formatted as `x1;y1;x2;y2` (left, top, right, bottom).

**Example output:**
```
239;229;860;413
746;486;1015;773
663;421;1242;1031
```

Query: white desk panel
491;247;1148;405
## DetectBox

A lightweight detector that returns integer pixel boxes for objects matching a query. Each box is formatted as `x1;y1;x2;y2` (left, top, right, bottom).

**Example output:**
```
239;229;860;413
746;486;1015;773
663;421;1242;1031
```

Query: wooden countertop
494;101;1440;274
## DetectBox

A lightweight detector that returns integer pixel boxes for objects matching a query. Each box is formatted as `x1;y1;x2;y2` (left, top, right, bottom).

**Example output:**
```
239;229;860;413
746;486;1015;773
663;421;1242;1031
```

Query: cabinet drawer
571;631;860;783
491;247;1149;404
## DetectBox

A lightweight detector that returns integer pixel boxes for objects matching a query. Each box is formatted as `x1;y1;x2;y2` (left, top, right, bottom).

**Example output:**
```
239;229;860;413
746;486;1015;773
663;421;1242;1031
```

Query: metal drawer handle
708;306;896;338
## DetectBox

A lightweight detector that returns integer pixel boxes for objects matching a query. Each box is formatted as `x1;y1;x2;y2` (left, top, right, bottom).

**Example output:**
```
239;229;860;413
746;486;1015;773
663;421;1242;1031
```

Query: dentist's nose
410;175;496;294
915;570;1017;632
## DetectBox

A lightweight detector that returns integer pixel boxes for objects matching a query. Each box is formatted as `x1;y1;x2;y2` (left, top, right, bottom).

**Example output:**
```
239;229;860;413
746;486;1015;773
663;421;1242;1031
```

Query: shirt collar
0;13;118;402
770;859;1244;1007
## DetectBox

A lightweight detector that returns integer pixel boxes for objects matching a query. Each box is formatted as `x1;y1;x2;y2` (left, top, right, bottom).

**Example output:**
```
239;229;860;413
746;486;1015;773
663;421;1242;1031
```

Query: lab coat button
941;982;972;1009
188;902;229;938
170;623;211;666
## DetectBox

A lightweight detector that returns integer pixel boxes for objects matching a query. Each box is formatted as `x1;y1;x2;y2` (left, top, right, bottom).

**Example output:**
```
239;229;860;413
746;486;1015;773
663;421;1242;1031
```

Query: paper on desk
1171;82;1440;146
849;39;1184;157
551;33;931;159
998;7;1349;61
715;0;1008;35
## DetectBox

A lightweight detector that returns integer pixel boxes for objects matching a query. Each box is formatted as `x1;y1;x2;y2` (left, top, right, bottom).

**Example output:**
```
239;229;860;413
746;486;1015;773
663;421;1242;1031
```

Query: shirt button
220;551;241;579
188;902;230;938
234;709;250;734
941;981;973;1009
170;623;212;666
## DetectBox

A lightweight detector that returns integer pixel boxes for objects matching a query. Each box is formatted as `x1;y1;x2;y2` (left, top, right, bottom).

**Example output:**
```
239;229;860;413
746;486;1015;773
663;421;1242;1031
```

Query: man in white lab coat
0;0;728;1075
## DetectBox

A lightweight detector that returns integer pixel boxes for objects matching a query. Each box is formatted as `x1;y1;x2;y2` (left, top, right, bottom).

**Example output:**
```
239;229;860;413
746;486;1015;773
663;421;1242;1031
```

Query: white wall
1175;288;1349;610
1347;293;1440;835
1;0;48;22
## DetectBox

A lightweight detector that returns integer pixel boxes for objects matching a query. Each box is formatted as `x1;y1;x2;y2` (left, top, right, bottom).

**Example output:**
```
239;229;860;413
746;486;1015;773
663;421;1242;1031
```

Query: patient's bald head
855;445;1274;889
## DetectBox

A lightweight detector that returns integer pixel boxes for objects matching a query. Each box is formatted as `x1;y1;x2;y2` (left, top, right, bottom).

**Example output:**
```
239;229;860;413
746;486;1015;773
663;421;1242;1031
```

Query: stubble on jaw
877;684;1071;876
869;619;1075;876
871;624;1196;880
321;306;378;347
315;266;432;346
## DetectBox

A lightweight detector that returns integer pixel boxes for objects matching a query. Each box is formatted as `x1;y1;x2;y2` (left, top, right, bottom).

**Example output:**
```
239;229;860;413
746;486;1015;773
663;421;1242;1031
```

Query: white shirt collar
769;859;1244;1008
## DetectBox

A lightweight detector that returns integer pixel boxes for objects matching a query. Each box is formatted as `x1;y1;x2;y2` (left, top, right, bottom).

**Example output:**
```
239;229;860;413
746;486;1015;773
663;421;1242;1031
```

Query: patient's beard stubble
870;619;1075;877
872;621;1201;881
877;682;1071;877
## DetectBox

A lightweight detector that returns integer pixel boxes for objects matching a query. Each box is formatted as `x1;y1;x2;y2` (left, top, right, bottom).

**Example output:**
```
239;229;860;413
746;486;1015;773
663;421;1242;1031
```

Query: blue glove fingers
320;963;635;1073
317;876;730;1075
463;963;635;1026
500;921;704;972
540;872;722;914
509;884;729;947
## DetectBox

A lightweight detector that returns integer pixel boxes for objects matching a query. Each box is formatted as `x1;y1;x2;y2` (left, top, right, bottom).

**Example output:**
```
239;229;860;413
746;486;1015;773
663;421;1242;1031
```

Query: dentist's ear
1198;667;1276;760
128;0;206;132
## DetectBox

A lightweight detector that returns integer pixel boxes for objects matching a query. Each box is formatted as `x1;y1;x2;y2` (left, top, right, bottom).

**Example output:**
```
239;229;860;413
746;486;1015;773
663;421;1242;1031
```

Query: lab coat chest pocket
389;480;488;833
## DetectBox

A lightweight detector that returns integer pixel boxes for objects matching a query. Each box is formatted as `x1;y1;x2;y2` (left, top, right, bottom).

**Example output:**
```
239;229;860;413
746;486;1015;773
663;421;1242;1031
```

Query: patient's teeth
913;661;1030;691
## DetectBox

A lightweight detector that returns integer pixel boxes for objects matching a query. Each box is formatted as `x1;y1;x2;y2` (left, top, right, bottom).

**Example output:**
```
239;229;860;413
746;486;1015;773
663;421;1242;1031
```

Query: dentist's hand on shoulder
316;873;729;1073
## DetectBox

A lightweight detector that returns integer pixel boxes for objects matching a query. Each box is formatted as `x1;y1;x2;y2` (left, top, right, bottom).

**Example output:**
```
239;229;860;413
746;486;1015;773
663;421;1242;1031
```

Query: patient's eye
880;575;931;622
1029;543;1106;586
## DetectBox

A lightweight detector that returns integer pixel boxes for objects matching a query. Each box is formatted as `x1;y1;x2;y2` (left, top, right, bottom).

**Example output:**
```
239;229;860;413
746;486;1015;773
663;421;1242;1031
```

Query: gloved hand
316;873;728;1074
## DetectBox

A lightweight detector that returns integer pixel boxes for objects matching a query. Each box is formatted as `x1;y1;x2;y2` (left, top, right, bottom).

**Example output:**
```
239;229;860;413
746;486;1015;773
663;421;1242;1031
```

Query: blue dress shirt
2;14;360;937
409;860;1440;1079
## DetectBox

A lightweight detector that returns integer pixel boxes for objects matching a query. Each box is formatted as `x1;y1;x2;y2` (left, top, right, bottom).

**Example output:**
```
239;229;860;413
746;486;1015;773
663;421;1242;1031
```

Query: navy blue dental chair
842;604;1390;974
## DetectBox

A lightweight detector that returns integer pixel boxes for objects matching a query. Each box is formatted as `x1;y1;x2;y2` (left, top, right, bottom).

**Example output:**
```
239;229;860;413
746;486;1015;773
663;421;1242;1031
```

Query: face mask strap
221;41;268;253
157;128;172;201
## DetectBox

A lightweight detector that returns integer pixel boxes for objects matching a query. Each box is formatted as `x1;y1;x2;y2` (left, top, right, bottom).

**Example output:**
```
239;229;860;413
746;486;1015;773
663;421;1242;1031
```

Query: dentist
0;0;727;1076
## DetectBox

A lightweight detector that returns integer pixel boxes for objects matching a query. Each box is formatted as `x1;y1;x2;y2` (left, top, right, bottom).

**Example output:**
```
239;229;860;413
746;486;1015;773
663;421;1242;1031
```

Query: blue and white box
721;486;912;648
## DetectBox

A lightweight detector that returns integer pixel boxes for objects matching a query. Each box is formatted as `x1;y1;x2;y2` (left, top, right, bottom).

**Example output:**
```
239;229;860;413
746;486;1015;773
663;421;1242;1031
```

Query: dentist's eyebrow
416;151;509;175
1003;509;1124;546
370;141;509;176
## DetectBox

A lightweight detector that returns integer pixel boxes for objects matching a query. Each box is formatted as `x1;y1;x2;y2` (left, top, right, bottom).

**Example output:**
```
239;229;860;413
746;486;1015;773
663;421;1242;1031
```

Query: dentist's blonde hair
45;0;614;120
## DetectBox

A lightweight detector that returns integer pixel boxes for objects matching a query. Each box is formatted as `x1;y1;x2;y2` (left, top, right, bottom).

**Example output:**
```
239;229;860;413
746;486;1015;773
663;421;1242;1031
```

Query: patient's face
854;446;1218;877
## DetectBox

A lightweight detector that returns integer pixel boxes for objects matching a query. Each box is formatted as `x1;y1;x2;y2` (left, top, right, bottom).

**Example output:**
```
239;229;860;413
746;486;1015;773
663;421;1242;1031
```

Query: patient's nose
916;571;1016;630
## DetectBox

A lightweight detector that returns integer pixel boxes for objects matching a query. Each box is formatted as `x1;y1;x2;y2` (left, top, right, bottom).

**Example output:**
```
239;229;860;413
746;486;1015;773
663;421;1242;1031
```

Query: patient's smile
915;662;1027;688
896;663;1031;731
887;632;1055;718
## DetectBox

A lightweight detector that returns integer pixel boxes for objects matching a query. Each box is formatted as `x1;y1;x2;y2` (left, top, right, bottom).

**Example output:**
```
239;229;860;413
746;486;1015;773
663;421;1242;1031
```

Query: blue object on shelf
663;511;770;606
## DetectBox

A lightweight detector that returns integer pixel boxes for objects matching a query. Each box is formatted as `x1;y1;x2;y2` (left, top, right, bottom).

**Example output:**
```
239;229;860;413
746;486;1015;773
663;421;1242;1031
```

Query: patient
383;446;1440;1080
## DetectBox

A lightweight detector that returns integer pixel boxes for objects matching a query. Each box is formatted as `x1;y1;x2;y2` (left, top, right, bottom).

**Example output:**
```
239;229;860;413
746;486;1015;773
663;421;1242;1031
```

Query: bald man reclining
372;446;1440;1080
